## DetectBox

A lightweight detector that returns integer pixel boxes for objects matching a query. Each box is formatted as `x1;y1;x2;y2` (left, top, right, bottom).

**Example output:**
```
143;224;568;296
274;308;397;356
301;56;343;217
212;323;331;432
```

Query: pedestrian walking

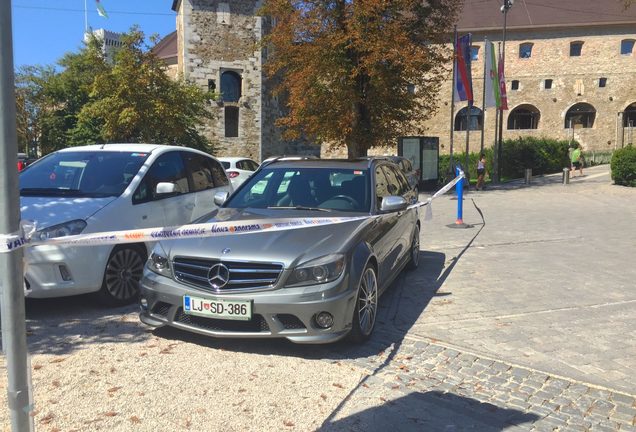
571;143;584;177
568;144;574;171
476;153;487;190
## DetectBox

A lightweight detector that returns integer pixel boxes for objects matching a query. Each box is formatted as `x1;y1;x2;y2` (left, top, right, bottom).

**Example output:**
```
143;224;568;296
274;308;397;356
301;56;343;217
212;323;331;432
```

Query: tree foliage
262;0;461;157
17;29;214;155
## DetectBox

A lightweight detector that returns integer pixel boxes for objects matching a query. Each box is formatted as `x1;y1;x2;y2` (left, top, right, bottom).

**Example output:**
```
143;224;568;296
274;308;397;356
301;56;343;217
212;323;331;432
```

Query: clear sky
11;0;176;68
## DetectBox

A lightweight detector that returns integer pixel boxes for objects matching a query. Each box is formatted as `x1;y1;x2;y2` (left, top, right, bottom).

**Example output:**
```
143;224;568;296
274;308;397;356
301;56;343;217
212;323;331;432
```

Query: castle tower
172;0;313;160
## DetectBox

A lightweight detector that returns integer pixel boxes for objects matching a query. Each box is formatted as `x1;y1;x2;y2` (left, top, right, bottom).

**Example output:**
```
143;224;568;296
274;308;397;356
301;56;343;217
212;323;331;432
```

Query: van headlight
286;254;345;287
148;244;172;278
36;220;87;241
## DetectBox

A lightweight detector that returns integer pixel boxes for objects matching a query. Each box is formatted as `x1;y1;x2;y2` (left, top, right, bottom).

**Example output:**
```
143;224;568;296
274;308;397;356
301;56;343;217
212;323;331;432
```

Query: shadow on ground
318;391;540;431
12;296;147;355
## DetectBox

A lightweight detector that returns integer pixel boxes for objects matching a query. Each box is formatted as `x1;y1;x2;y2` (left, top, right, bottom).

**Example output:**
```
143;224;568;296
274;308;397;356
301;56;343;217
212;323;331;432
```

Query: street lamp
495;0;513;182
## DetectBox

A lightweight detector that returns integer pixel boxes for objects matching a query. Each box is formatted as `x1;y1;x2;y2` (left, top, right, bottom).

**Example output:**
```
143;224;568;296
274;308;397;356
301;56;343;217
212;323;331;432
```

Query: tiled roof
152;31;177;60
458;0;636;31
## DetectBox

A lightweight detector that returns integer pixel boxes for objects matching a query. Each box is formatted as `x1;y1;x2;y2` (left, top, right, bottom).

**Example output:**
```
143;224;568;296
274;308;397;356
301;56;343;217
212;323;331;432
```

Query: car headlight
285;254;345;287
147;244;172;278
35;219;87;241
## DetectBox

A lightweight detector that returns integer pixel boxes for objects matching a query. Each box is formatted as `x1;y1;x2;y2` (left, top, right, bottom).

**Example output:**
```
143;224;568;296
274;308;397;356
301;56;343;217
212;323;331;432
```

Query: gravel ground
1;298;366;431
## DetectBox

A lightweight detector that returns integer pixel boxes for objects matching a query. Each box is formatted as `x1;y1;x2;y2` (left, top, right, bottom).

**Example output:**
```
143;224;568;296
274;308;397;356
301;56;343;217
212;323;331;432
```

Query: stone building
168;0;636;160
428;0;636;155
170;0;318;160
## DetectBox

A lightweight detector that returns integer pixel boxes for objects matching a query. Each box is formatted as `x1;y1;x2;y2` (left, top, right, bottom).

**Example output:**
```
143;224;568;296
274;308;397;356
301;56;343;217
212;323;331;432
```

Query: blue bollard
455;166;464;225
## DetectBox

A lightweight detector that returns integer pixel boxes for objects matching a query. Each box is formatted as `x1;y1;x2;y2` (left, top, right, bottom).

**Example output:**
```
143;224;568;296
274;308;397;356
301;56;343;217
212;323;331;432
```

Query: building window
224;106;239;137
406;83;416;95
570;41;583;57
454;106;483;131
621;39;635;55
208;79;216;93
507;104;540;130
470;46;479;61
544;79;553;90
565;103;596;129
519;43;533;58
220;71;242;102
623;103;636;127
599;77;607;88
511;80;520;90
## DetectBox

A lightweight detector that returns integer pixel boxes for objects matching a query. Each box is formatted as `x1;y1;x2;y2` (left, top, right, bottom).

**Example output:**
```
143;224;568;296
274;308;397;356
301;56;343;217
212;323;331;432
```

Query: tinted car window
210;159;230;187
20;151;148;198
380;165;401;196
375;165;391;209
246;160;259;171
183;152;215;192
133;151;189;204
384;165;409;196
220;161;231;169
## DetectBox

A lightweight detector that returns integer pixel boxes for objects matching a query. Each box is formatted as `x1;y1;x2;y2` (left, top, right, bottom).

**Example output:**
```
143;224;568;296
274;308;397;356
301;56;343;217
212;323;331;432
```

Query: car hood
20;196;116;230
161;207;372;268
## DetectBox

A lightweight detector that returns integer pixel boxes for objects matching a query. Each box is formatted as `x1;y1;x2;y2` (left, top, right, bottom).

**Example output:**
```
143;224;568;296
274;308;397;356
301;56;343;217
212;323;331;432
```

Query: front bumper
24;244;111;298
139;268;358;344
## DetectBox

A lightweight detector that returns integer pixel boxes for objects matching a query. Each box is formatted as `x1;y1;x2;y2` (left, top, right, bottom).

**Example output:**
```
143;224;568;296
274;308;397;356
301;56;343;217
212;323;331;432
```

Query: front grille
276;314;306;330
172;256;283;292
151;301;172;318
174;308;270;333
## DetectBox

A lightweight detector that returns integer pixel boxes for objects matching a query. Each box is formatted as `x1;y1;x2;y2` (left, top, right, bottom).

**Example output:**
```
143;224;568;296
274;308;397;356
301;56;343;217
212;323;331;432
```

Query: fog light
140;297;148;311
315;311;334;329
58;265;72;281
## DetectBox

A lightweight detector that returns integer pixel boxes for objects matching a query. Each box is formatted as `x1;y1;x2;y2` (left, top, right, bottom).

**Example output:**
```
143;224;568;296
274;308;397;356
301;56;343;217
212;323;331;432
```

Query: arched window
519;42;533;59
507;104;540;130
221;71;242;102
623;103;636;127
565;103;596;129
454;106;483;131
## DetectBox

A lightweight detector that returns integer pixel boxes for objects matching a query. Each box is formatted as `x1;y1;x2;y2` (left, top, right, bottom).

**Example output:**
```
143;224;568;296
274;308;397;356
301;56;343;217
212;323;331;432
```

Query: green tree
21;29;214;155
77;30;214;150
262;0;461;157
15;65;54;155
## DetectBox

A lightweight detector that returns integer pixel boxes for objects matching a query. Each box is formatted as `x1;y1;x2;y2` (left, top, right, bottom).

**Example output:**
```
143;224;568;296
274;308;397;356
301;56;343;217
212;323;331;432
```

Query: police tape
0;172;464;254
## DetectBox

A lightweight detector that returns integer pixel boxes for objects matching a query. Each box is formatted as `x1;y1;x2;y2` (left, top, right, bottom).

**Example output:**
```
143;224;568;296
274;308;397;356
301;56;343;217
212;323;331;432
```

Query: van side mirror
156;182;177;195
214;191;229;206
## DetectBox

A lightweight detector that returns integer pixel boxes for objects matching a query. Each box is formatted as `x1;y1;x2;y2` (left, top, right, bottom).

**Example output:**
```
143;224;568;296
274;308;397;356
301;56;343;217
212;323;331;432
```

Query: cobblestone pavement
318;330;636;431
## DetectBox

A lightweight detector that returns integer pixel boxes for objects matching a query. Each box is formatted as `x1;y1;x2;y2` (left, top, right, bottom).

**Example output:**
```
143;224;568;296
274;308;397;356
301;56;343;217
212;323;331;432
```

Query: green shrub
611;145;636;187
438;148;494;185
500;137;571;179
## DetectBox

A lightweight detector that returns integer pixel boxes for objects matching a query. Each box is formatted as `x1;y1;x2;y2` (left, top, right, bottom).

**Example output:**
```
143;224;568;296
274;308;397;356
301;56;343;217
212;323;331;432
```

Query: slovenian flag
453;34;473;103
96;0;108;18
484;41;501;108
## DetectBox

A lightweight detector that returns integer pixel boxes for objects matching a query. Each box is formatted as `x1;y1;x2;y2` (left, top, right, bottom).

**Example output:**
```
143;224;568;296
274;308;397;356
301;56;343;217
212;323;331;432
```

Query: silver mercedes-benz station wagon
139;157;420;344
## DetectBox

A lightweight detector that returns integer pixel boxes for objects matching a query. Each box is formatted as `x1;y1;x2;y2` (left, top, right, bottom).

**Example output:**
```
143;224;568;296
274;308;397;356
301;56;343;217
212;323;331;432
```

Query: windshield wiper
267;206;332;212
20;188;85;196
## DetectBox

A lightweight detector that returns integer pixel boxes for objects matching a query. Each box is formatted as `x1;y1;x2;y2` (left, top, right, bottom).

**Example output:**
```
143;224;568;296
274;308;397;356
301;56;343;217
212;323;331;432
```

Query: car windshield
19;151;149;198
226;167;371;212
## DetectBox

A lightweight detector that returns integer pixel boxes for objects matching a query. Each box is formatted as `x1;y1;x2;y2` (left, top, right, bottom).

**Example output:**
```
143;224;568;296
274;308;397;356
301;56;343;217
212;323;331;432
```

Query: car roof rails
260;154;319;167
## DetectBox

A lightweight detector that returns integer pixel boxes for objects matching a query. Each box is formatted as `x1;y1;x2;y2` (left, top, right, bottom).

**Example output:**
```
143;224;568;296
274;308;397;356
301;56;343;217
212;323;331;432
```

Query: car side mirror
156;182;177;195
214;191;229;206
380;195;408;213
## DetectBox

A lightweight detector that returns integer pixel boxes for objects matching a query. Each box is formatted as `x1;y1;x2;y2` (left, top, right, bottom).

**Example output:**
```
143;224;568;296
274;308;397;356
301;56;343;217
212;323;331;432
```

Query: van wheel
348;265;378;343
406;224;420;271
97;246;146;306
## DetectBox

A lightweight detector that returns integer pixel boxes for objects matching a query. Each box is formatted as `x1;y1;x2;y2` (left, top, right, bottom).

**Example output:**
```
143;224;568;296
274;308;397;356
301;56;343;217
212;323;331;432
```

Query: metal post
0;1;34;430
449;26;457;171
480;38;487;153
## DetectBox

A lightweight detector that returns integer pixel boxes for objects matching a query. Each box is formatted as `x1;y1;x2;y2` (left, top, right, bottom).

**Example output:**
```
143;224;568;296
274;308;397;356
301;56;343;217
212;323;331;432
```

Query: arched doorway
454;106;483;131
507;104;540;130
565;103;596;129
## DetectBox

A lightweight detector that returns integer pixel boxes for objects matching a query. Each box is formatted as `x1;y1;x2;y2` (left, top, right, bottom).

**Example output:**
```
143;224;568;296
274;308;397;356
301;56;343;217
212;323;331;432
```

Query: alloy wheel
357;267;378;336
103;247;145;302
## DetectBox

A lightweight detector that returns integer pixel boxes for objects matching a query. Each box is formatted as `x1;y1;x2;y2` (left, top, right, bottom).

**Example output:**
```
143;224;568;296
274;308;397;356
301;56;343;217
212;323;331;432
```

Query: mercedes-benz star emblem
207;263;230;290
222;248;231;255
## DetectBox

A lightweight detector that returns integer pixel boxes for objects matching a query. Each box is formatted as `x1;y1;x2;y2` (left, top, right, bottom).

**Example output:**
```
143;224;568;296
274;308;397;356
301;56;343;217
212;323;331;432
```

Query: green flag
96;0;108;18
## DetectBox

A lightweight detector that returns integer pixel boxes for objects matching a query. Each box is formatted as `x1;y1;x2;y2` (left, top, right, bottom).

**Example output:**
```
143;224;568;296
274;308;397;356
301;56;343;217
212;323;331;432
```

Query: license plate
183;295;252;321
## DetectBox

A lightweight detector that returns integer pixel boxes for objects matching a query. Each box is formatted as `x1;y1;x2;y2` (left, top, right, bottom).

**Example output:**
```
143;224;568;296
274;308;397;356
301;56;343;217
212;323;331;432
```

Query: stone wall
421;25;636;154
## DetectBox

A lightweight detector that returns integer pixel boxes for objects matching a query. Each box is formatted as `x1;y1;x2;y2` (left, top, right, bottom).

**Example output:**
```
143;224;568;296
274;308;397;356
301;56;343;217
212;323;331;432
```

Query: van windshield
20;151;149;198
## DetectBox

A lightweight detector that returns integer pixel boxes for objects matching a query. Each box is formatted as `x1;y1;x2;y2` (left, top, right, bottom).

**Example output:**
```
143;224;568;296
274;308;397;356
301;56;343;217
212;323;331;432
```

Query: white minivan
19;144;232;305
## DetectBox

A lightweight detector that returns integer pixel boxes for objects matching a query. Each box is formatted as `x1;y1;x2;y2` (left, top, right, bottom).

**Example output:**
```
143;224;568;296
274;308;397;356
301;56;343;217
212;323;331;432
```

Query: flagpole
480;37;487;153
464;33;472;187
449;26;457;172
497;42;505;182
84;0;88;33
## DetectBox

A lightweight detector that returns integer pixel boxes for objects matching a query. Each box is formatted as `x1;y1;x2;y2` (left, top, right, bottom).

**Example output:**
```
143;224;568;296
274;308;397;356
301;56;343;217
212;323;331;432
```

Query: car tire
97;245;146;306
348;264;378;343
406;224;420;271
